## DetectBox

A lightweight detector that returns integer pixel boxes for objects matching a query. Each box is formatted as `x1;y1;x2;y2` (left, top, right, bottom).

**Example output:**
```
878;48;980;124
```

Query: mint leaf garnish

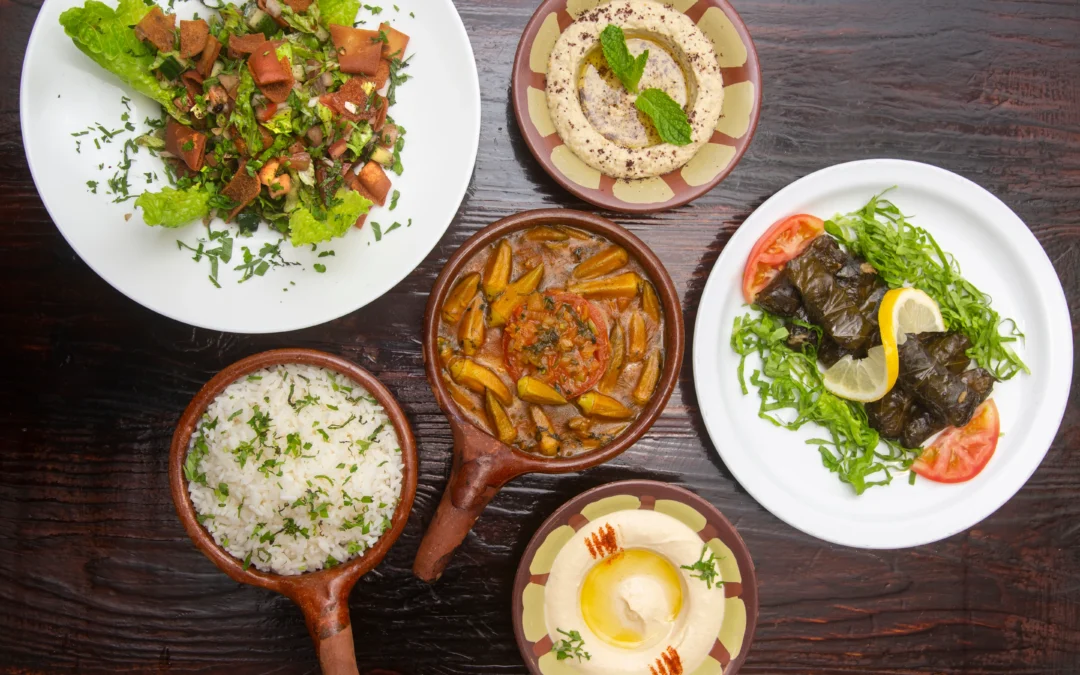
599;24;648;93
634;88;692;146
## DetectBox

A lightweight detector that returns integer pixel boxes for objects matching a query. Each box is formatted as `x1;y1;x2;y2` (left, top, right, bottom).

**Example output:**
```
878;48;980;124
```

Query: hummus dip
544;509;725;674
546;0;724;180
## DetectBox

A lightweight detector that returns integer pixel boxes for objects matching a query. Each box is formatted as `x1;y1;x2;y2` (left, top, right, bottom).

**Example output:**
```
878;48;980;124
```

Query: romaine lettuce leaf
228;68;263;155
288;189;371;246
59;0;190;123
318;0;359;29
135;186;211;228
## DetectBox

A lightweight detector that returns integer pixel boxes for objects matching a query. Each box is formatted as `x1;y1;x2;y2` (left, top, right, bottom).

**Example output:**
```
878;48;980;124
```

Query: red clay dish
169;349;418;675
512;480;758;675
511;0;761;213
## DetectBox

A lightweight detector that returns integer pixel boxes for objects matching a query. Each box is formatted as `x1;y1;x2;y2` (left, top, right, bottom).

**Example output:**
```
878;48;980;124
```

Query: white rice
186;364;403;575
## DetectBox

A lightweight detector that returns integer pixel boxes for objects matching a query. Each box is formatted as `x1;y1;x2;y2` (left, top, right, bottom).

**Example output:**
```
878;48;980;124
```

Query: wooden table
2;0;1078;672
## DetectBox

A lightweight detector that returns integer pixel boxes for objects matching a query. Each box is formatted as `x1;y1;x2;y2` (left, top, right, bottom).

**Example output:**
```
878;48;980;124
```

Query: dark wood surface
1;0;1078;672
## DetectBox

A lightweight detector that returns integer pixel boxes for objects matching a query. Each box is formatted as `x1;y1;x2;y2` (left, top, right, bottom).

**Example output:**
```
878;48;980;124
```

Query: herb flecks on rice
186;364;402;575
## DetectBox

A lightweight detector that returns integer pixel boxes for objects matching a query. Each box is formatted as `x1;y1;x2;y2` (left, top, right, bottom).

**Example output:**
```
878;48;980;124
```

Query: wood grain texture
1;0;1079;673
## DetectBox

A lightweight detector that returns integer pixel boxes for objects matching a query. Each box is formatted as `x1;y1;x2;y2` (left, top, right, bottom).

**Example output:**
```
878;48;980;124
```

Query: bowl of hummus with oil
546;0;725;180
513;481;757;675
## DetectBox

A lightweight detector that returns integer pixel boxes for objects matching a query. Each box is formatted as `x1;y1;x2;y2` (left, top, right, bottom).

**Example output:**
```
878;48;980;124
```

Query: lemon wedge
879;287;946;338
823;288;944;402
823;345;894;402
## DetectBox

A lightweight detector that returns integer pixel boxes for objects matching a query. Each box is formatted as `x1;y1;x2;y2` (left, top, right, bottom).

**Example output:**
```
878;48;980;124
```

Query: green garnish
389;189;400;210
732;310;917;494
825;193;1028;380
598;24;690;145
313;263;327;273
599;24;648;93
680;544;724;589
634;88;691;146
176;226;233;288
551;629;590;662
86;180;98;194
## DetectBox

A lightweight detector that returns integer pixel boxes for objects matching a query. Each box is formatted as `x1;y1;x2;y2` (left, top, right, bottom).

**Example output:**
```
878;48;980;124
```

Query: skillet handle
291;581;360;675
315;625;360;675
413;423;526;582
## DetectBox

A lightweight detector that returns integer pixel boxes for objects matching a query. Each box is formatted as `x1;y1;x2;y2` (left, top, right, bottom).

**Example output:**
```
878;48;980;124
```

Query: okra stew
437;224;666;458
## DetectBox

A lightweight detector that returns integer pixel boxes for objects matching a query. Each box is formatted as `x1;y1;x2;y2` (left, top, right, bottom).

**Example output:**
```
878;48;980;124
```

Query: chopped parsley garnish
389;189;400;210
680;544;724;589
551;629;590;662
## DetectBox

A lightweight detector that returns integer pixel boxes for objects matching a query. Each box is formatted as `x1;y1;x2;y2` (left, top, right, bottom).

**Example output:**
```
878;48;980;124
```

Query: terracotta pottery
413;209;684;582
512;480;758;675
169;349;419;675
511;0;761;213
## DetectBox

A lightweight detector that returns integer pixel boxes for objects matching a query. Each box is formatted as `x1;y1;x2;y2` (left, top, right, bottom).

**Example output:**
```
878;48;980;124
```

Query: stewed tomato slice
503;292;610;399
742;214;825;302
912;400;999;483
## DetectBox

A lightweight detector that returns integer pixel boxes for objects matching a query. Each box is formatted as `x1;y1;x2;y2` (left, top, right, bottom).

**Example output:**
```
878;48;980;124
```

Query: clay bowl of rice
169;348;417;675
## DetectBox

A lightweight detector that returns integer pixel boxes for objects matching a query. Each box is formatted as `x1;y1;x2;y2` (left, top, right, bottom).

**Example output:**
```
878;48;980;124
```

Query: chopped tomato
912;400;999;483
329;25;383;75
255;103;278;123
742;214;825;303
503;292;610;399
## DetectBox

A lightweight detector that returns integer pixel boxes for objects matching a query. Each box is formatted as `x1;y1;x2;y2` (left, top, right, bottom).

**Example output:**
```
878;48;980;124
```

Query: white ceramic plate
693;159;1072;549
21;0;480;333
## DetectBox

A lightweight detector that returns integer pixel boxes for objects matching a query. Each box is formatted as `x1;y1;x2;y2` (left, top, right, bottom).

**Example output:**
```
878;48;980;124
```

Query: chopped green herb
680;544;724;589
551;629;590;662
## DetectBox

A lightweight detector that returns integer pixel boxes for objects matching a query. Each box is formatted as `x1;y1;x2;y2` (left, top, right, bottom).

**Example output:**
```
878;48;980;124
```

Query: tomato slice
503;292;610;398
742;214;825;303
911;400;999;483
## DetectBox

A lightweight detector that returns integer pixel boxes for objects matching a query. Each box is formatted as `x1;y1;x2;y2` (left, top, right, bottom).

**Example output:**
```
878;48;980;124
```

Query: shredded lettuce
263;108;295;135
136;186;212;227
731;310;918;494
60;0;190;123
229;68;263;155
288;189;371;246
826;193;1028;380
318;0;359;28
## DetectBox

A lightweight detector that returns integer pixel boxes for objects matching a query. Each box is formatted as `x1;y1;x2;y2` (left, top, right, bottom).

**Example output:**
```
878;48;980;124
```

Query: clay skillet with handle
413;208;685;582
169;349;418;675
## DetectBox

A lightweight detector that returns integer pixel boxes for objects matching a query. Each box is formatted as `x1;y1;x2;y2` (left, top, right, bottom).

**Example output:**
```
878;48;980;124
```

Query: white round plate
693;159;1072;549
21;0;480;333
